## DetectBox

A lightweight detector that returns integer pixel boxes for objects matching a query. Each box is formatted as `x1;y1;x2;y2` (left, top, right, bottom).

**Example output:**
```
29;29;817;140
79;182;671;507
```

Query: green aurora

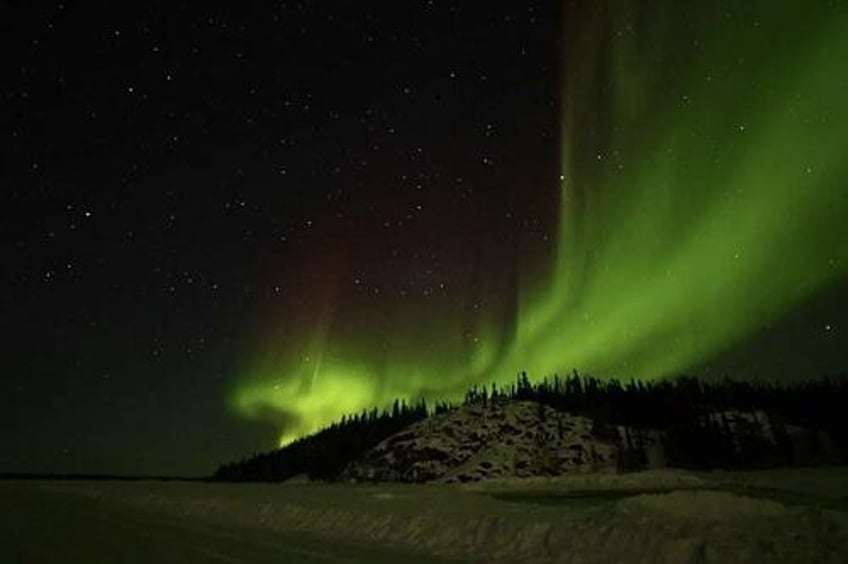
233;1;848;445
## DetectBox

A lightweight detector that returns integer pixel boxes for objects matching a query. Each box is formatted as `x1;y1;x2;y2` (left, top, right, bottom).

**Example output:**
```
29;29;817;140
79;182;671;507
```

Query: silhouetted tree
213;373;848;481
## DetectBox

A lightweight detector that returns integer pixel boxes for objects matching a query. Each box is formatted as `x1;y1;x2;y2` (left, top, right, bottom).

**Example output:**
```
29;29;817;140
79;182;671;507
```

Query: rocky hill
215;375;848;483
343;401;663;483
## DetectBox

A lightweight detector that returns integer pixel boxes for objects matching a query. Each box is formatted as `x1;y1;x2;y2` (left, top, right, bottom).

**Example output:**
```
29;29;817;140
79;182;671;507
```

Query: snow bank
47;478;848;563
463;468;707;493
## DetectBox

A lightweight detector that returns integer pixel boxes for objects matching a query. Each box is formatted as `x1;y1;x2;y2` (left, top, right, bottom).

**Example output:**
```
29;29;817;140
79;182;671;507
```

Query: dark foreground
0;482;451;564
1;468;847;563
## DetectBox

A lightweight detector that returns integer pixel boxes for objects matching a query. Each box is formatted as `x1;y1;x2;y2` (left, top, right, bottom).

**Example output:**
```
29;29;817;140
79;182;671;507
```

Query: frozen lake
0;481;455;563
2;468;847;563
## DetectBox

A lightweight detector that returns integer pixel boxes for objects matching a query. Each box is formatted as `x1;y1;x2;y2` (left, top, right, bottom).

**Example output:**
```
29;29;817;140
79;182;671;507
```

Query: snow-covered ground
4;467;847;563
462;468;707;493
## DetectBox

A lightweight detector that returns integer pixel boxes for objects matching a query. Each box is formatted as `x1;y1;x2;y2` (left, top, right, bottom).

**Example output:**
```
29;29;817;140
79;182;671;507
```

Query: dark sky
2;1;846;477
1;0;561;476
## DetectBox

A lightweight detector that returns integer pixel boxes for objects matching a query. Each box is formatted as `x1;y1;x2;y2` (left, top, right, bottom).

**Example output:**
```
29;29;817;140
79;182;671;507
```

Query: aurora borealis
234;1;848;445
3;1;847;475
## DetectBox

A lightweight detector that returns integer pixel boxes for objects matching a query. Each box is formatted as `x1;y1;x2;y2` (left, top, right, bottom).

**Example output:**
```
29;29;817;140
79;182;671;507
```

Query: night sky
2;1;847;477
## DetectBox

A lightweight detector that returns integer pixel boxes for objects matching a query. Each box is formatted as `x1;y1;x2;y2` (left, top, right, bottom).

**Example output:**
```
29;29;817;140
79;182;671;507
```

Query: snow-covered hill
344;400;663;483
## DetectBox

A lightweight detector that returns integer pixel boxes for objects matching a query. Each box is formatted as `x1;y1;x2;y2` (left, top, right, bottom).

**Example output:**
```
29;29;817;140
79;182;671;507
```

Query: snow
344;401;630;483
703;465;848;499
618;489;786;519
21;468;848;563
343;399;837;490
462;468;707;493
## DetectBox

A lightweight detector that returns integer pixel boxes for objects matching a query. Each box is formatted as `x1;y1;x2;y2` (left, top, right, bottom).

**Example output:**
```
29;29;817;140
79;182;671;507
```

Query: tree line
213;372;848;481
213;398;428;481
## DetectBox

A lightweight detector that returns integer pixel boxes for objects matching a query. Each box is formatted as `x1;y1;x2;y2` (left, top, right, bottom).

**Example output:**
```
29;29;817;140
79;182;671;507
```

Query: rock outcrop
344;401;662;483
343;400;836;484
